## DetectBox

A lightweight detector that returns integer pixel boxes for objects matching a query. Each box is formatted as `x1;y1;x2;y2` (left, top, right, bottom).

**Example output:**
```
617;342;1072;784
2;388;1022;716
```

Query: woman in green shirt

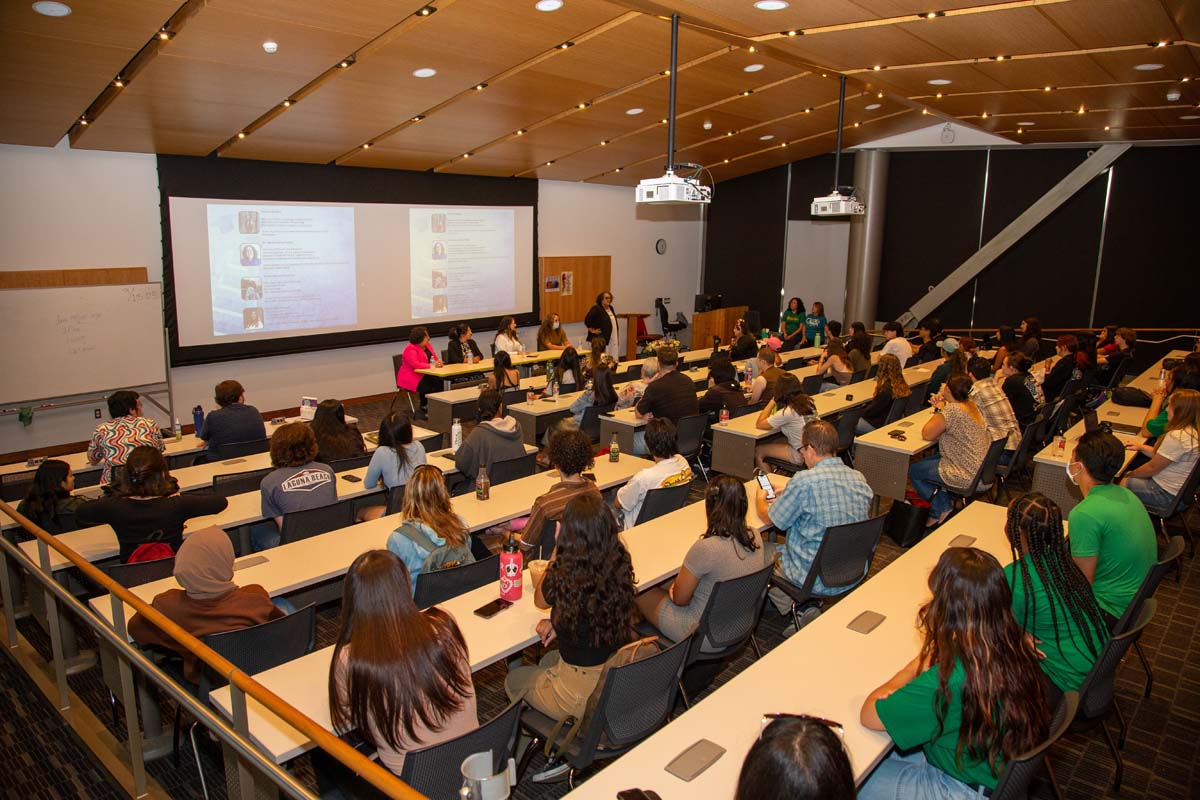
859;547;1049;800
1005;493;1108;694
780;297;805;351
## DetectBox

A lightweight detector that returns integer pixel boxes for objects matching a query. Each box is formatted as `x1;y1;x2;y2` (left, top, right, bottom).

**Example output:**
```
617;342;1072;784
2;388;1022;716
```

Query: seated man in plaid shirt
967;358;1021;466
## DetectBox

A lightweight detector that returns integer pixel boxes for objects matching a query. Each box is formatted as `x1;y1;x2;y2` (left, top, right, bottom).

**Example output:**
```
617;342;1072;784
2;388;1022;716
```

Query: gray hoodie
454;416;527;487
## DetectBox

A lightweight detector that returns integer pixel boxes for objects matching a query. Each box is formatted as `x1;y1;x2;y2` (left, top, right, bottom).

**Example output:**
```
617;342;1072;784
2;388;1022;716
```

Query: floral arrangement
640;337;682;356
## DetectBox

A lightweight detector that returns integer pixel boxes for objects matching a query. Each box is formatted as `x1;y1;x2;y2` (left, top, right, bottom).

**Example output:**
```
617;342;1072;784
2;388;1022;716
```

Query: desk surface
416;349;564;379
854;407;938;455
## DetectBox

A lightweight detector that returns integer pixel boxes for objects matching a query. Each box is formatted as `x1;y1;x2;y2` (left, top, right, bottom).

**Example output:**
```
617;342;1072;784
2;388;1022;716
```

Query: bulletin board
538;256;611;324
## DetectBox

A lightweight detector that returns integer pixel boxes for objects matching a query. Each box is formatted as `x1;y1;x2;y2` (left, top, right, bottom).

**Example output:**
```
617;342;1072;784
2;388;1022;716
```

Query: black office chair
384;484;406;515
580;402;615;444
1110;536;1184;698
991;692;1078;800
674;412;710;480
401;700;523;798
391;353;419;416
884;395;908;424
278;497;357;546
656;298;686;336
834;406;864;466
904;382;931;416
326;453;372;473
850;369;867;383
529;518;559;560
940;437;1008;510
801;374;823;396
413;555;498;608
1145;461;1200;557
867;362;879;379
1103;355;1132;389
210;438;270;460
780;356;807;371
994;407;1053;502
210;467;273;499
1;469;36;503
489;452;537;485
633;484;691;526
102;556;176;588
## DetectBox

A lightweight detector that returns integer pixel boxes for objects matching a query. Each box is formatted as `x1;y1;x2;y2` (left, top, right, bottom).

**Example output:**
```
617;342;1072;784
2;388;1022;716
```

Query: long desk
853;408;938;502
564;502;1013;799
417;350;564;391
205;474;786;765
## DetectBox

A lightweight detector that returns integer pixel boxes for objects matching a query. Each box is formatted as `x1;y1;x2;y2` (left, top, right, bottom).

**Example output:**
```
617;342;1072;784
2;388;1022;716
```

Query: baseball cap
938;337;960;354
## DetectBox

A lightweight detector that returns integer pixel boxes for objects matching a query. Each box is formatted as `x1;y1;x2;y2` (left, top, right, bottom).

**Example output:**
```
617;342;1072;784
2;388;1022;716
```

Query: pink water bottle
499;533;524;601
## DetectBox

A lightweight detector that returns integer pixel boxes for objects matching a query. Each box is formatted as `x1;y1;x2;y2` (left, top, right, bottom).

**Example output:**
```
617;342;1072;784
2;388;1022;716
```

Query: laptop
1085;407;1142;436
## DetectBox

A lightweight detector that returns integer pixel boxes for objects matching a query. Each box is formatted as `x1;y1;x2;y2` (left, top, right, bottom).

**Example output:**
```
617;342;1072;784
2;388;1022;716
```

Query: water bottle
191;405;204;433
475;466;490;500
719;404;730;423
609;433;620;462
814;332;822;348
499;533;523;602
451;418;463;453
173;417;182;441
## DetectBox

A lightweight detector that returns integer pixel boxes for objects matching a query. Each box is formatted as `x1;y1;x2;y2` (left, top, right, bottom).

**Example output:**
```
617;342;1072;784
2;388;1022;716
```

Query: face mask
553;322;560;330
1065;460;1079;485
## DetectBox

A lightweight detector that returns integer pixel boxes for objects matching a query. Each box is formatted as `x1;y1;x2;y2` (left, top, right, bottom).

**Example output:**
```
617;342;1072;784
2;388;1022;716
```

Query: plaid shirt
970;377;1020;450
87;416;164;484
767;456;872;592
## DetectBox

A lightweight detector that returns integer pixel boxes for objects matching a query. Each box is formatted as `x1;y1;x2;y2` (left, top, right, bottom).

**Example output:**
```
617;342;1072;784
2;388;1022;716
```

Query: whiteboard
0;283;166;403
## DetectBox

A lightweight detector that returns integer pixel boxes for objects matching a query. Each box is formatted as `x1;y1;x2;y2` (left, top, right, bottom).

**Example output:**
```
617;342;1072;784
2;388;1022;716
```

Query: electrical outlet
94;408;102;419
663;297;670;304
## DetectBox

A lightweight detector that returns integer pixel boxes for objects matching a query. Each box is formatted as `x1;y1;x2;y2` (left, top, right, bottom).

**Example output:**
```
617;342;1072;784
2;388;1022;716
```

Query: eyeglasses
760;713;844;740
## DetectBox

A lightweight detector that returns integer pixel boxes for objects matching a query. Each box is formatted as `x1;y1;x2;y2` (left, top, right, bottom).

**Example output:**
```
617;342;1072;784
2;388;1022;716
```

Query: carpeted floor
3;410;1198;798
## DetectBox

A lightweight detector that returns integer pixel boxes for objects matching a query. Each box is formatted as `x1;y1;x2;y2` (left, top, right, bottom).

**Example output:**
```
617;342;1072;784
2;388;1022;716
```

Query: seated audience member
77;446;227;562
881;321;914;364
747;346;786;404
1141;358;1200;438
506;494;634;732
908;375;991;527
329;550;476;776
256;423;336;550
395;327;444;413
616;418;693;529
699;354;747;416
542;346;579;397
128;526;282;683
780;297;805;351
87;390;164;484
581;336;616;384
485;350;522;392
387;465;473;587
360;413;427;522
1122;388;1199;511
1042;334;1087;401
632;347;699;456
926;338;967;397
730;318;758;360
736;715;855;800
914;316;944;364
445;323;484;364
825;319;843;343
816;338;855;391
992;324;1019;373
957;335;978;358
859;548;1048;800
857;354;910;434
1066;430;1157;620
17;459;88;534
616;357;659;410
519;428;601;549
636;476;769;646
198;380;266;461
1096;326;1136;386
846;323;872;373
454;389;526;490
562;363;618;433
310;399;366;463
802;301;828;347
966;358;1020;456
537;313;569;351
756;421;871;617
1019;315;1043;358
754;374;816;474
998;353;1043;428
1096;323;1119;357
493;315;524;357
1005;493;1109;694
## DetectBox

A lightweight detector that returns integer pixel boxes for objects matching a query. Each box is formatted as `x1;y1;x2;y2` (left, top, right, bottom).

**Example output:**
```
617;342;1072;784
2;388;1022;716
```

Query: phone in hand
473;598;513;619
755;471;775;500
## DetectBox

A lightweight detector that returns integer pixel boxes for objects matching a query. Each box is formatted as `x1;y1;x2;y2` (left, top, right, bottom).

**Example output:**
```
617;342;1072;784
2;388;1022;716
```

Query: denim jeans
1124;476;1175;513
858;751;988;800
250;521;280;552
857;417;878;435
631;430;647;456
909;456;953;519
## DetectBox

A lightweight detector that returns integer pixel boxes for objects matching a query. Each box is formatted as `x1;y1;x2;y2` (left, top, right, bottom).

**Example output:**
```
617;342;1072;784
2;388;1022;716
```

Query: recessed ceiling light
702;121;713;130
1017;121;1035;126
412;67;437;78
262;40;278;54
32;1;71;16
237;132;246;139
411;115;425;122
1134;63;1164;71
865;103;881;110
475;83;488;91
935;93;944;98
1181;115;1200;120
743;64;764;73
927;78;951;85
754;0;789;10
516;129;526;135
416;4;436;15
759;134;775;140
535;0;563;10
625;107;644;115
872;65;885;71
1104;125;1111;130
362;143;370;149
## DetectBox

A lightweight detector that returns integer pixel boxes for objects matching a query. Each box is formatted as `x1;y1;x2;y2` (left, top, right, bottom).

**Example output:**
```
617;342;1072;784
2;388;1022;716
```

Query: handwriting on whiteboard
55;311;104;356
121;285;160;304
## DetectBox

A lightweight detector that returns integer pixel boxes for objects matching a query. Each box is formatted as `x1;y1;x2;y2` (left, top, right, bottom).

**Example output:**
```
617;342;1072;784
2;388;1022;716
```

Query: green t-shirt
1068;483;1157;617
1146;408;1167;438
876;659;1002;789
1004;558;1106;692
781;309;803;336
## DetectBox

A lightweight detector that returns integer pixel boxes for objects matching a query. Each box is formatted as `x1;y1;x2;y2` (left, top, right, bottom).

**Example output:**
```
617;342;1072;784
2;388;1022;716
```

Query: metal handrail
0;500;427;800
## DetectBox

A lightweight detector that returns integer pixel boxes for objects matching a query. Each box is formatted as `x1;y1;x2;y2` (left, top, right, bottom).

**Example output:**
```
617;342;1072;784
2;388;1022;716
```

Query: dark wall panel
980;148;1089;239
788;152;856;220
1094;145;1200;328
704;164;788;325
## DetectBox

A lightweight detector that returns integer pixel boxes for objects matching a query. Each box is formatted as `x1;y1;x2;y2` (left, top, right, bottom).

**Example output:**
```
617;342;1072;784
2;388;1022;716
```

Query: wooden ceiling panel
895;8;1078;60
1159;0;1200;42
1087;45;1197;84
213;0;426;38
0;0;179;49
1038;0;1182;50
774;26;955;73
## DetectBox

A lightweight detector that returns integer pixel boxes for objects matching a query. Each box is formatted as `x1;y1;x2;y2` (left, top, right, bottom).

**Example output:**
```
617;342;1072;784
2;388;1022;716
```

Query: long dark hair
918;548;1049;777
377;412;414;472
492;351;518;390
546;494;634;651
996;325;1017;350
1006;493;1109;661
787;297;804;315
849;329;872;359
114;446;178;498
704;476;759;553
496;315;518;342
708;353;740;392
1021;316;1042;344
774;374;816;416
735;716;854;800
21;459;71;522
591;364;618;407
330;550;472;751
552;346;580;389
310;399;363;460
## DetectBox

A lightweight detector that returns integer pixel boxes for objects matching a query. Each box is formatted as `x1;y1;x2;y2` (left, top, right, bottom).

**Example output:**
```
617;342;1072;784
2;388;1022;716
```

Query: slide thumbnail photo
238;210;260;234
430;213;446;233
241;278;262;302
240;243;261;266
243;307;264;330
432;270;447;289
432;241;447;260
432;295;448;313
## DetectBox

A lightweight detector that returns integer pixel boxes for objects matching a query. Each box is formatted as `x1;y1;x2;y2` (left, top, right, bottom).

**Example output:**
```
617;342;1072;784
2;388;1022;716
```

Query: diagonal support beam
898;143;1131;328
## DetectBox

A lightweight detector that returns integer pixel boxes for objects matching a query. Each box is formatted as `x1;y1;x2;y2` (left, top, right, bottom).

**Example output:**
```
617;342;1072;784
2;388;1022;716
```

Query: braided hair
1005;493;1109;663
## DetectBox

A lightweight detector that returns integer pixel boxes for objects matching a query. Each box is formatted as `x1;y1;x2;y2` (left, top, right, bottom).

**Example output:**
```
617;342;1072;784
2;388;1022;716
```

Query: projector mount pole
832;75;846;193
666;13;679;174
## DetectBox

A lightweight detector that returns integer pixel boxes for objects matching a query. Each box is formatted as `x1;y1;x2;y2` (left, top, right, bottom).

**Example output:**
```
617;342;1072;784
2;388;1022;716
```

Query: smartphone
582;472;597;482
341;474;362;483
618;791;662;800
755;472;775;500
947;534;976;548
473;598;513;619
665;738;725;781
847;610;886;634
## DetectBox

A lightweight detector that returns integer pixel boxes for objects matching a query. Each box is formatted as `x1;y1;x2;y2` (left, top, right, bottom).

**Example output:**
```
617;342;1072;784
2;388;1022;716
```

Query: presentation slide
167;198;534;348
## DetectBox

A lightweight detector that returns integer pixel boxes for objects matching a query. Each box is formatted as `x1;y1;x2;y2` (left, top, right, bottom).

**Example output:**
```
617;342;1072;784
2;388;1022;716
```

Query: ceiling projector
811;189;865;217
636;171;712;204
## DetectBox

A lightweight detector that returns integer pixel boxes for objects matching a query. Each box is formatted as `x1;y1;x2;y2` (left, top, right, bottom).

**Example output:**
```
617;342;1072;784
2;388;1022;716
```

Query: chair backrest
991;691;1079;800
0;468;36;502
809;514;887;596
1046;391;1081;437
834;406;864;453
413;554;498;608
1154;458;1200;519
1077;599;1155;722
501;388;526;407
530;518;558;560
211;467;274;499
1006;406;1053;475
279;497;357;545
656;301;670;332
1105;356;1131;389
731;402;761;419
801;374;823;396
689;563;774;656
885;395;908;424
581;402;615;443
384;484;406;515
634;484;691;525
904;355;919;368
488;452;537;486
1113;536;1183;636
904;382;931;416
489;342;496;358
216;438;271;459
391;354;404;385
102;556;176;588
440;348;450;363
850;369;867;383
399;699;523;798
781;356;806;371
867;363;879;379
327;453;372;473
675;413;710;460
963;436;1009;496
199;603;317;699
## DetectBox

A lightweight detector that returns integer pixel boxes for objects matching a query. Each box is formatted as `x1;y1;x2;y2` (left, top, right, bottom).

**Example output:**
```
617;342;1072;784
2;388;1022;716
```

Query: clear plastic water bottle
451;417;463;453
609;433;620;462
476;466;490;500
719;404;730;423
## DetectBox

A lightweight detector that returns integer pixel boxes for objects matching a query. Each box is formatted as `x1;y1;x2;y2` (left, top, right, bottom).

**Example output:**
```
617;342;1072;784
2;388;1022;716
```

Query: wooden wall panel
538;256;610;324
0;268;148;289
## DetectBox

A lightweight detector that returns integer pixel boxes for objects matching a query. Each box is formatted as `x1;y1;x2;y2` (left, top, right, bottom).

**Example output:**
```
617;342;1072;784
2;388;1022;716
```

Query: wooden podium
689;306;748;351
617;312;651;361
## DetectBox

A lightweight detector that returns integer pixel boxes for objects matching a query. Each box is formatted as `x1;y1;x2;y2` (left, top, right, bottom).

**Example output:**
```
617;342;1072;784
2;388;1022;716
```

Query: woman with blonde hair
386;465;473;589
1122;388;1199;510
857;354;911;434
